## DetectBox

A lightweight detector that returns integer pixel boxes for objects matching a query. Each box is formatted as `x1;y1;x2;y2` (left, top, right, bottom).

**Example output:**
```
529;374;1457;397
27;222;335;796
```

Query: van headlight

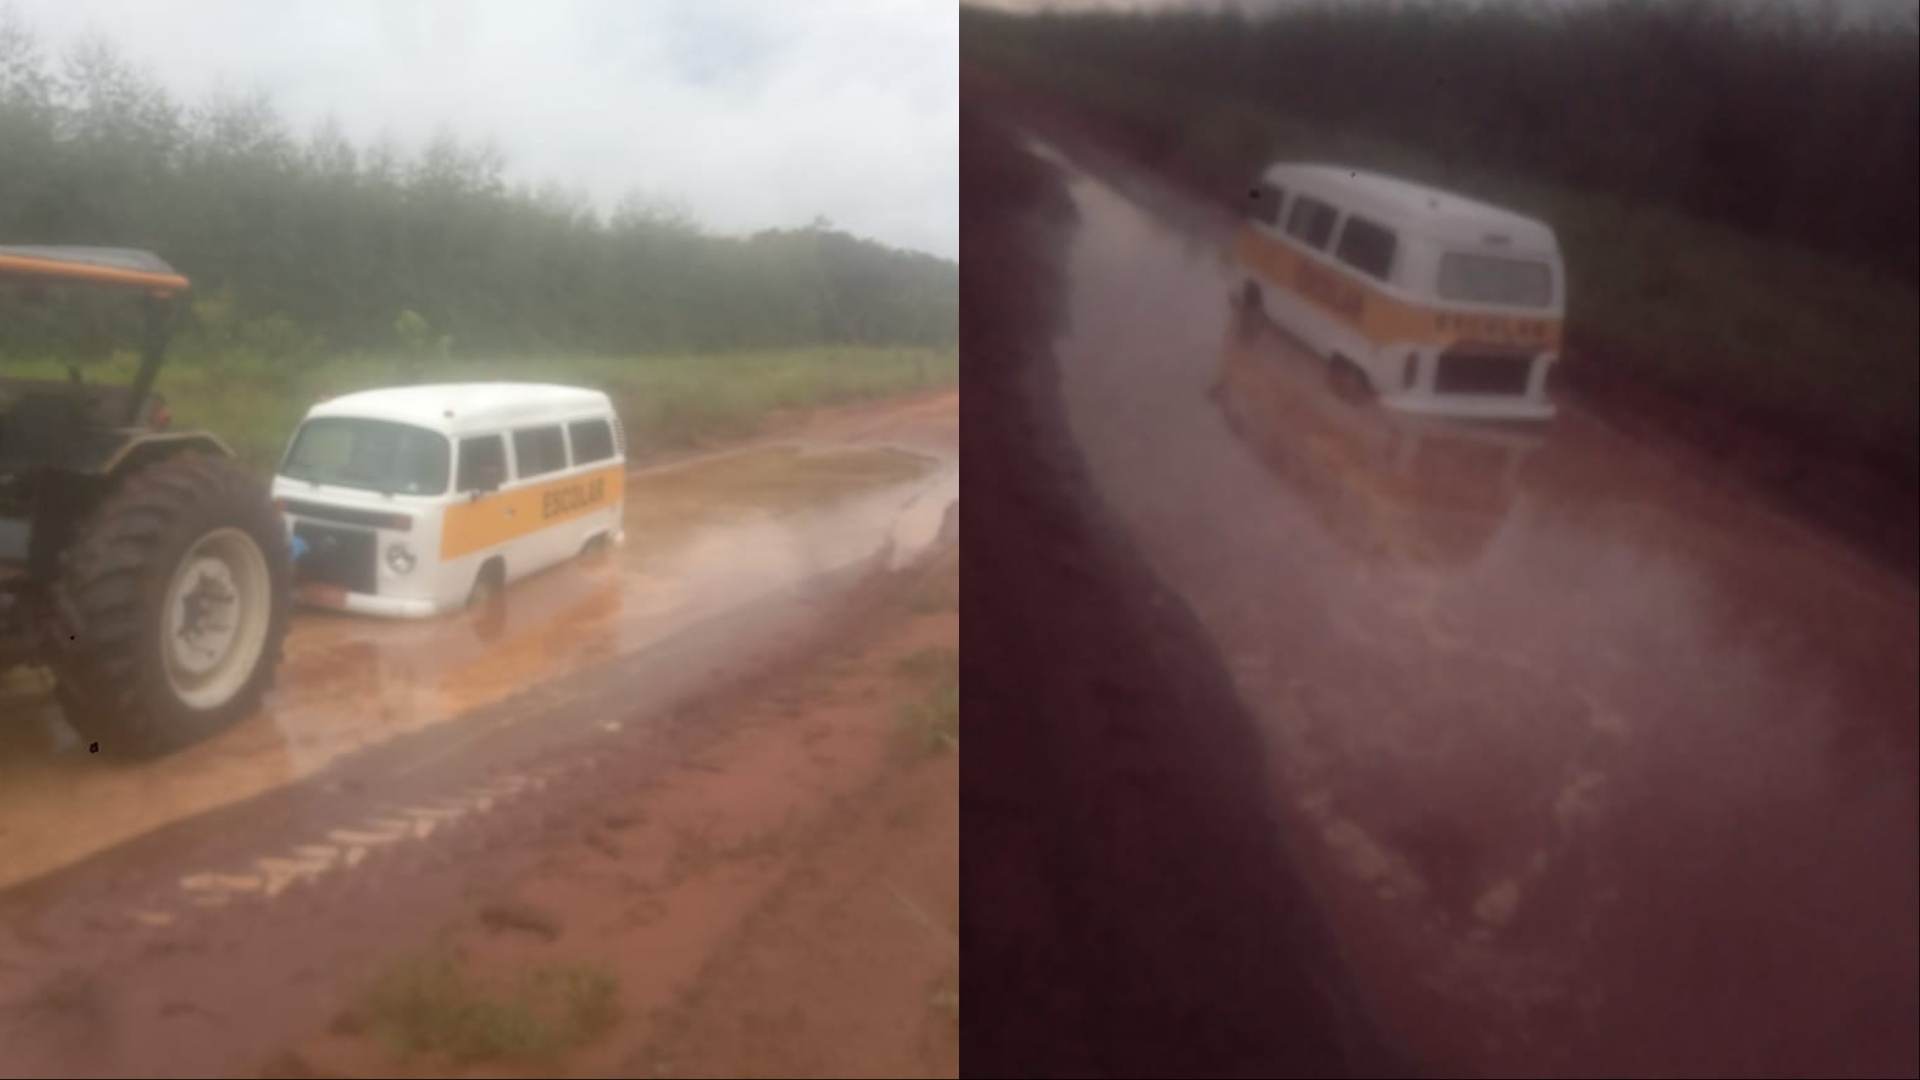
385;542;417;575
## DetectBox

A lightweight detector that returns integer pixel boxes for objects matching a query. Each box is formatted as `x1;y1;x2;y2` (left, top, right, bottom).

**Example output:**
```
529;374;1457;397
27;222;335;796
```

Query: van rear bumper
1381;392;1556;422
294;583;443;619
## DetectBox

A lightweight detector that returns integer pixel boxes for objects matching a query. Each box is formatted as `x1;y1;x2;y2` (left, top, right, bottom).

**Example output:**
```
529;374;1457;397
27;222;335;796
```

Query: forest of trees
0;13;957;362
965;0;1919;285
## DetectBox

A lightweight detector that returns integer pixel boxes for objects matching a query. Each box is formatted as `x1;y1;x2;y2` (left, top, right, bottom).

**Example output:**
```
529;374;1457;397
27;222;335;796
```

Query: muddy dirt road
1018;137;1917;1077
0;391;956;1077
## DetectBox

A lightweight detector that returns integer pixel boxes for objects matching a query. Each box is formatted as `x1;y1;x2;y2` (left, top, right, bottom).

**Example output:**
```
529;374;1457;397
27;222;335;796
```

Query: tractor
0;246;291;755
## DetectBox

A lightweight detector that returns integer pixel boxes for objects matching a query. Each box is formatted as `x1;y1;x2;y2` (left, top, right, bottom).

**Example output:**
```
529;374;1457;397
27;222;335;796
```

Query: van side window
1250;181;1286;226
512;425;567;479
457;434;506;491
1285;196;1338;250
1334;215;1398;281
568;418;616;465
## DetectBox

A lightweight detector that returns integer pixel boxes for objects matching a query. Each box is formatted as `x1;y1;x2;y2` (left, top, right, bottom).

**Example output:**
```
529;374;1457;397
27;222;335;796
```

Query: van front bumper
294;582;443;619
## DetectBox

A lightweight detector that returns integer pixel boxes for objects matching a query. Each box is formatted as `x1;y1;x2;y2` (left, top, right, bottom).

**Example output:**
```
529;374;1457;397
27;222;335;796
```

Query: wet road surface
1030;140;1918;1077
0;388;956;891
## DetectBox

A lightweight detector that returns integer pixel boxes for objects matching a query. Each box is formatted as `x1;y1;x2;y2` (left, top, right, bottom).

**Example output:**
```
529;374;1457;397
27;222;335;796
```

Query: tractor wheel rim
162;527;272;710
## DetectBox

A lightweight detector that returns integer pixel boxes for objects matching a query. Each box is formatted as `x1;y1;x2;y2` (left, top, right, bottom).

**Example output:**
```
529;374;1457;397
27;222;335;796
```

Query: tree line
964;0;1919;285
0;13;957;363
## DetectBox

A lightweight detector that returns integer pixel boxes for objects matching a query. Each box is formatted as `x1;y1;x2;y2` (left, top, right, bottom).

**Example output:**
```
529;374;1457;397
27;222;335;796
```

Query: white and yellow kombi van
273;383;626;617
1232;162;1566;421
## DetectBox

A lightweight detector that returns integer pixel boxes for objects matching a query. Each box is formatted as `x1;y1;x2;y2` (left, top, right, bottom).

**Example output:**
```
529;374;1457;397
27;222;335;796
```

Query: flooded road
1033;142;1918;1077
0;394;957;895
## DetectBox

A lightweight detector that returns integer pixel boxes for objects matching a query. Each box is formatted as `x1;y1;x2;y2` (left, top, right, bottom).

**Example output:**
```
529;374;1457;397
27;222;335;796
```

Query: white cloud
6;0;958;258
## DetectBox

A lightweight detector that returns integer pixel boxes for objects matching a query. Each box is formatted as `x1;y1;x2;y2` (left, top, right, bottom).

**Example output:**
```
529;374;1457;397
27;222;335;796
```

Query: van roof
306;382;612;436
1261;163;1558;252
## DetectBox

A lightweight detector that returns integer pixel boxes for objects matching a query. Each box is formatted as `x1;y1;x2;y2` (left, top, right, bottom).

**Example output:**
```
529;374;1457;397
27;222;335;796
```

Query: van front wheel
1234;281;1267;340
467;560;505;608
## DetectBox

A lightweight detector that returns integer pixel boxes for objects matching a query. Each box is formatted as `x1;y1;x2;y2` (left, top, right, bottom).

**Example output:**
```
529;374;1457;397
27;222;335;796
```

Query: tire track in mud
167;763;577;912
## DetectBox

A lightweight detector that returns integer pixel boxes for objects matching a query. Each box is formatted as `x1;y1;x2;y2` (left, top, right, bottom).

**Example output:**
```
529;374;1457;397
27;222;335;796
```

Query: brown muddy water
1033;137;1917;1078
0;441;955;893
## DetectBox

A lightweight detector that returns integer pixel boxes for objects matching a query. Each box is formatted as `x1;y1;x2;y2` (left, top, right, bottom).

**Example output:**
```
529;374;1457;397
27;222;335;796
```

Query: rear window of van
1437;252;1554;307
568;418;616;465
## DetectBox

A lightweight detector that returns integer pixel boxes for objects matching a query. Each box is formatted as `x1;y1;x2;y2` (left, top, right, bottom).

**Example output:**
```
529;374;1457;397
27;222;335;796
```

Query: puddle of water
1043;145;1920;1070
0;443;951;891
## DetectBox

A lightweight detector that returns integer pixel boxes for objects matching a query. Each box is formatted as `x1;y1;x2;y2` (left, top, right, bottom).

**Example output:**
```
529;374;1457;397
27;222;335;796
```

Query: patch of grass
905;573;959;615
904;544;960;615
3;345;958;474
895;677;960;759
1;665;51;697
893;646;959;685
477;900;562;941
357;950;619;1064
928;970;960;1025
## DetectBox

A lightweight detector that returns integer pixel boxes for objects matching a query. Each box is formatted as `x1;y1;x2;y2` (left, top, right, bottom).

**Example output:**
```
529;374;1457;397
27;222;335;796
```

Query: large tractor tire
50;453;291;756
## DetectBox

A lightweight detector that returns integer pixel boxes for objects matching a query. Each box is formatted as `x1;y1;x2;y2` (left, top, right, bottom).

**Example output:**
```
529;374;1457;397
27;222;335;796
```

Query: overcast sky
5;0;957;260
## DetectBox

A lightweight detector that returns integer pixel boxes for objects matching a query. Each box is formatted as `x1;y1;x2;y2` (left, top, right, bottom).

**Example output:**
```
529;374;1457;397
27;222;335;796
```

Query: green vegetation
1;10;954;361
965;1;1919;482
907;570;960;615
894;645;959;757
357;951;618;1064
929;968;960;1025
895;645;960;684
1;345;955;471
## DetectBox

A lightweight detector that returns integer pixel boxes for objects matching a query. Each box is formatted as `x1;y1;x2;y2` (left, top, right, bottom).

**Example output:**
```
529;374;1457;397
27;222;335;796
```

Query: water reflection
1210;315;1541;571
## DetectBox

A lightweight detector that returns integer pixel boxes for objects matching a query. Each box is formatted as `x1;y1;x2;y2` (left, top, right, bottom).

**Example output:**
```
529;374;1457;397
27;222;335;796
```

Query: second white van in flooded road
1232;162;1566;421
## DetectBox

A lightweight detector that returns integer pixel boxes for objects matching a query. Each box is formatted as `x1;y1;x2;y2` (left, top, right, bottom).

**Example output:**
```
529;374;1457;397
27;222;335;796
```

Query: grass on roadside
906;570;960;615
352;950;618;1065
893;646;960;759
929;968;960;1027
4;345;958;473
894;646;959;684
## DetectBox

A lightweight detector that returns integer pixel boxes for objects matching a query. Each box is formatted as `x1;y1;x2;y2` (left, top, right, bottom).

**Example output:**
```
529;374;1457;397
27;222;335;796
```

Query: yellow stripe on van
1232;226;1564;351
439;463;626;562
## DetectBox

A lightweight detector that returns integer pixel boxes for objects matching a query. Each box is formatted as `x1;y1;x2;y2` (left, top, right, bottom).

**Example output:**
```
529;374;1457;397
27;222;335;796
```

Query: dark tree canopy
964;0;1919;284
0;16;957;359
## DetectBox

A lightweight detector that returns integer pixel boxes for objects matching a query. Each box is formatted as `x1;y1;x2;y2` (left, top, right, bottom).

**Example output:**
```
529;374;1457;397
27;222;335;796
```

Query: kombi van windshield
1436;252;1554;308
281;417;451;496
